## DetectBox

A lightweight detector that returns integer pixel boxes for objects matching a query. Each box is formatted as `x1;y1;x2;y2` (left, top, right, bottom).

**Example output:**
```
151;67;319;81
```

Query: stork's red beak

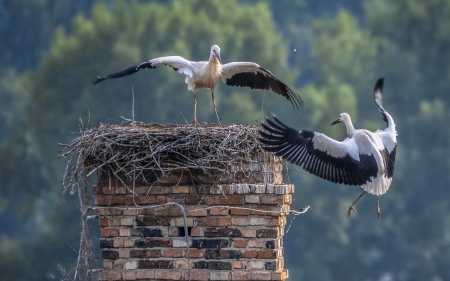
331;119;341;126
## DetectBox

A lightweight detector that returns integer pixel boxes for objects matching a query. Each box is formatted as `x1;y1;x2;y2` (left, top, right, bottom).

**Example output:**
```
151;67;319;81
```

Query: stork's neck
209;55;221;65
344;118;356;138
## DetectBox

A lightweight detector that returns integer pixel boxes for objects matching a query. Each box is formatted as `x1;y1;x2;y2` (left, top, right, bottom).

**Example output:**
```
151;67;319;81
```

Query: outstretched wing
258;116;379;186
93;56;195;85
221;62;304;109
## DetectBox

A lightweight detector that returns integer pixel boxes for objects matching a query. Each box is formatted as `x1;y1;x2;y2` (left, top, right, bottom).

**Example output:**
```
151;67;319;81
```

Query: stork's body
258;78;397;219
93;45;304;125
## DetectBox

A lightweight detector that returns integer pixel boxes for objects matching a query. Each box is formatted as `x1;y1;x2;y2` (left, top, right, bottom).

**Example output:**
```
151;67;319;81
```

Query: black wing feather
92;62;154;85
224;67;304;109
258;116;379;186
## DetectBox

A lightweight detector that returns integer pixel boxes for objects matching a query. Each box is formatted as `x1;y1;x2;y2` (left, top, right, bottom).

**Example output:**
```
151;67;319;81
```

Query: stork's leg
377;196;381;220
193;91;198;126
347;191;367;218
211;91;221;125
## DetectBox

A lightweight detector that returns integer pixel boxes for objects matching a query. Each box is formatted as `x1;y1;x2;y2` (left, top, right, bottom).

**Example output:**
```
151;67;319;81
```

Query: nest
59;121;264;191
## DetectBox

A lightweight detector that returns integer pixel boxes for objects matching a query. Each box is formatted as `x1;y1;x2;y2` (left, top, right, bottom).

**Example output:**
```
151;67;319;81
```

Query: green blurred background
1;0;449;280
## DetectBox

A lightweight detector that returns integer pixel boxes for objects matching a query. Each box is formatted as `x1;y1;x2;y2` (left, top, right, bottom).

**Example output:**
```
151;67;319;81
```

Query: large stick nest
59;121;264;191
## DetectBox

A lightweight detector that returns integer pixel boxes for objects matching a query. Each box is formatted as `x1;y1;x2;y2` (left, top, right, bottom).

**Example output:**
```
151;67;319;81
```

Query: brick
186;249;204;258
118;249;130;259
106;271;122;280
261;194;284;205
173;239;188;248
121;217;135;226
99;217;109;227
172;185;190;193
267;217;284;227
271;270;288;280
210;207;229;216
130;249;161;258
242;250;257;259
191;239;231;249
164;249;183;258
109;217;121;227
115;186;127;195
186;208;208;216
250;185;266;193
232;271;249;280
245;195;260;203
256;229;278;238
112;195;125;205
166;195;186;204
190;227;203;237
119;228;131;237
154;270;182;280
210;185;232;195
194;261;232;270
198;218;232;227
134;196;157;205
175;259;192;269
136;216;171;226
252;206;270;216
138;260;174;269
206;195;244;205
232;217;247;226
175;217;194;227
155;206;182;216
156;196;167;204
124;238;135;247
101;228;119;238
234;240;248;248
102;250;118;260
186;194;205;205
249;260;264;269
231;184;250;194
220;250;242;259
242;229;256;237
138;208;154;215
204;249;220;259
185;271;208;281
93;185;103;195
131;228;163;237
233;260;247;269
169;227;180;237
134;186;170;195
125;261;138;270
136;269;155;279
257;250;277;259
248;217;267;226
248;240;264;248
210;272;230;280
134;238;173;248
95;195;113;206
251;271;271;280
123;209;138;216
204;227;241;237
229;208;251;216
113;238;124;248
265;240;276;249
103;260;113;270
100;239;113;248
112;261;123;270
265;261;276;270
274;185;287;194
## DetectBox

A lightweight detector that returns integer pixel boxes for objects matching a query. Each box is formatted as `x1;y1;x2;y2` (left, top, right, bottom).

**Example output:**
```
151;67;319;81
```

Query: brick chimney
86;125;293;281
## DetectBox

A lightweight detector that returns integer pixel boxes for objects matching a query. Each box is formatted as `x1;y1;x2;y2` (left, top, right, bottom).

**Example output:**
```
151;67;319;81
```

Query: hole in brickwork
179;227;192;237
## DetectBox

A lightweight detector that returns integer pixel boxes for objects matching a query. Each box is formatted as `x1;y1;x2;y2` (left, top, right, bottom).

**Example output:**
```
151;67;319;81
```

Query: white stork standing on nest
258;78;397;219
93;45;304;125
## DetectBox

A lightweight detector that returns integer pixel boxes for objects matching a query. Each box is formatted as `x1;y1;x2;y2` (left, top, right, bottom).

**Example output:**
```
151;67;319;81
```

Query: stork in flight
93;45;304;125
258;78;397;219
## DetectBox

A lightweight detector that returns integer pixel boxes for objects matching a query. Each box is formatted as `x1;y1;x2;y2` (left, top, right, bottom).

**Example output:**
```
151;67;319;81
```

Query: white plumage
93;45;304;125
258;78;397;219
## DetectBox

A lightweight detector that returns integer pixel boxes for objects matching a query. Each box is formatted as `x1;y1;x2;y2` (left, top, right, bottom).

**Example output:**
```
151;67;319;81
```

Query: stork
258;78;397;219
93;45;304;125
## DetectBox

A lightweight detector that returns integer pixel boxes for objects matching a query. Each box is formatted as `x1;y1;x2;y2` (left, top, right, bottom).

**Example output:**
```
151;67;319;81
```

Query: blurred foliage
1;0;450;280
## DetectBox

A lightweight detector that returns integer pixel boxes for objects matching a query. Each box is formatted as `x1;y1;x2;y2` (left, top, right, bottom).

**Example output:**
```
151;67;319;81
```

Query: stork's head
210;45;222;64
331;113;351;126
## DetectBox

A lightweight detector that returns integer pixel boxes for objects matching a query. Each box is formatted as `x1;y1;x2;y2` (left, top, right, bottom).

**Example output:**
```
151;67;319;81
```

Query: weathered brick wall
94;153;293;281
